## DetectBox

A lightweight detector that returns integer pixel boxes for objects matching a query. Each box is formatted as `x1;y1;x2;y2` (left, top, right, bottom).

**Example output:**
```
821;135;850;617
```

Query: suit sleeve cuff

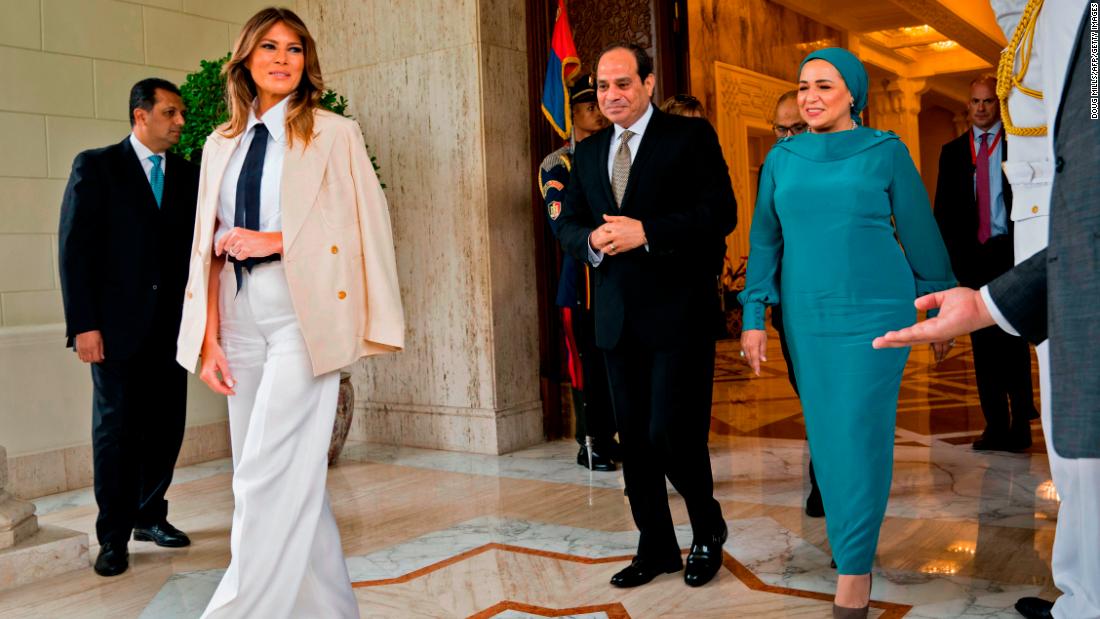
980;285;1020;337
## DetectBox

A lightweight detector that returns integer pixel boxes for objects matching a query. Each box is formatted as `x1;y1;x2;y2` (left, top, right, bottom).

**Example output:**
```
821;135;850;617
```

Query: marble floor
2;334;1055;618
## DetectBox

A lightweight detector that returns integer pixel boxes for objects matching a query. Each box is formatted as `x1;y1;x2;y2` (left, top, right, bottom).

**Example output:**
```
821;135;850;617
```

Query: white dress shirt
128;133;166;183
980;285;1021;336
590;103;655;266
214;96;289;248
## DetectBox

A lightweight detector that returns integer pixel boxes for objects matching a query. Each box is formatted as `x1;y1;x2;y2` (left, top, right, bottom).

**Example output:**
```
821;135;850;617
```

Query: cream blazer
176;110;405;376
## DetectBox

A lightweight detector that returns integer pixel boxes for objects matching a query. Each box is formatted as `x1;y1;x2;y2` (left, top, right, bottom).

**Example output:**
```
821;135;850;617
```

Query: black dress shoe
94;542;129;577
133;521;191;547
805;486;824;518
577;445;616;471
600;439;623;462
684;522;728;587
973;433;1031;452
609;557;683;588
806;461;824;518
1014;597;1054;619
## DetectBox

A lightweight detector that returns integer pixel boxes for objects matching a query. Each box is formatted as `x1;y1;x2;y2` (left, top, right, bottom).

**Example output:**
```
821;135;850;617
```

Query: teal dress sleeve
888;141;956;298
737;153;782;331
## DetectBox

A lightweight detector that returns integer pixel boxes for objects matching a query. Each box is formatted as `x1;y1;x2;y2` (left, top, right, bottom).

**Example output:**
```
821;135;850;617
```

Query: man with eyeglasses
772;90;808;139
764;90;823;519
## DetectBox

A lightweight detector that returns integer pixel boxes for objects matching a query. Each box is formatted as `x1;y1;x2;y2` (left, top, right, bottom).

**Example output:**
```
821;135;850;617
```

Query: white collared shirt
214;96;289;247
128;133;167;183
589;103;654;266
606;103;653;180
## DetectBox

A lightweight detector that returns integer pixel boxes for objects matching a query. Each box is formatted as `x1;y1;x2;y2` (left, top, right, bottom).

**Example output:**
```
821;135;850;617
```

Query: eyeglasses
773;123;808;137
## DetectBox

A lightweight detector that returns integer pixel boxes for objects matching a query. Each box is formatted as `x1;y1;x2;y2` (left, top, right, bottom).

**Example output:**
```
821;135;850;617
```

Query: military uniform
991;2;1099;617
540;143;617;466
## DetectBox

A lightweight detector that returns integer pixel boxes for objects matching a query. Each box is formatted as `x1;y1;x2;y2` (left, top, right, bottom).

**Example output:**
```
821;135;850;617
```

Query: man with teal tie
59;78;199;577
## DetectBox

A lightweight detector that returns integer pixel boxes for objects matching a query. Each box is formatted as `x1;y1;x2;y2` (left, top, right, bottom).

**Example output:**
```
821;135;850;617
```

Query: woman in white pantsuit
175;8;404;619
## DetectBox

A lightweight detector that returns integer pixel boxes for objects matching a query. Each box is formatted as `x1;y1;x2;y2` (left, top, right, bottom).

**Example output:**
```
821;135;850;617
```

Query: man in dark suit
59;78;198;577
556;43;736;589
933;75;1037;452
873;5;1099;613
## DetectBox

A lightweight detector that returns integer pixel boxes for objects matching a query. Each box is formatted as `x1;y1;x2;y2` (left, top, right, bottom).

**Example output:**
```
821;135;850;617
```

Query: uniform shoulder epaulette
539;145;570;174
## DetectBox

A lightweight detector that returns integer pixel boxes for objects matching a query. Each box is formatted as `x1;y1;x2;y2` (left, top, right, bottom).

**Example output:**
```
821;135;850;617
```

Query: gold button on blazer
176;110;405;376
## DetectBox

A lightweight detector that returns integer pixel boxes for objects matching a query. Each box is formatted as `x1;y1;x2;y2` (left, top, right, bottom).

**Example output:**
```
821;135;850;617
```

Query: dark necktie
233;123;269;291
975;132;992;244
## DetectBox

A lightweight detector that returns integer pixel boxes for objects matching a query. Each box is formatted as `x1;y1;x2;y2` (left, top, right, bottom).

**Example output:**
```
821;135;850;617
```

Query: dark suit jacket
59;137;199;360
987;8;1099;458
933;130;1014;289
555;107;737;350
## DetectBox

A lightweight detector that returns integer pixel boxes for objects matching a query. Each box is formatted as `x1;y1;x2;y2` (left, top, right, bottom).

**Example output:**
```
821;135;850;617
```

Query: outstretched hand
873;287;996;349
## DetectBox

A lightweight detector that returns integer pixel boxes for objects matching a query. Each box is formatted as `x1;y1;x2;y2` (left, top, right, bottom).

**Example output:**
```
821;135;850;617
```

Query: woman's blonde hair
221;7;324;147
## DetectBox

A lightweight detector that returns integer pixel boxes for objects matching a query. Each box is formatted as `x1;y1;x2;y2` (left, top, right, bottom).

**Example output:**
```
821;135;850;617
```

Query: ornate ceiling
769;0;1007;103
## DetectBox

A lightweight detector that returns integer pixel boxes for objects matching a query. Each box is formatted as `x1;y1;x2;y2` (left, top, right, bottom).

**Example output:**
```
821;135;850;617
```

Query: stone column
0;446;89;591
868;77;928;171
298;0;542;455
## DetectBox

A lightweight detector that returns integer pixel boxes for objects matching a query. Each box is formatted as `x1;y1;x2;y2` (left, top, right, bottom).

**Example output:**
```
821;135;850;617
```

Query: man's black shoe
94;542;129;577
609;557;682;588
1014;597;1054;619
805;485;824;518
577;445;616;471
684;521;728;587
602;439;623;462
133;521;191;548
973;432;1031;453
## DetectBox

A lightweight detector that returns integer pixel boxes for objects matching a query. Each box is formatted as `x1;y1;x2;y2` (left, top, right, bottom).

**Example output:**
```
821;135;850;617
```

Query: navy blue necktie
233;123;269;291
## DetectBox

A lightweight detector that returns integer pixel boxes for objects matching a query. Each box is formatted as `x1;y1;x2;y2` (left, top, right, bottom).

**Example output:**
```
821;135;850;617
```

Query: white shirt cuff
980;285;1020;337
587;238;604;267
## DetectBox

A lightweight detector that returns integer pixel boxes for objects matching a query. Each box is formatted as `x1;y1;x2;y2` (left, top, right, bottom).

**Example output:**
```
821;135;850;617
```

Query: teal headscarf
799;48;867;126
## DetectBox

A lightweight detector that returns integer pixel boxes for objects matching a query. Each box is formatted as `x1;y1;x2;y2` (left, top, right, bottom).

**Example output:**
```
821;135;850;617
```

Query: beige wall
2;0;542;493
0;0;282;491
0;0;281;328
297;0;542;454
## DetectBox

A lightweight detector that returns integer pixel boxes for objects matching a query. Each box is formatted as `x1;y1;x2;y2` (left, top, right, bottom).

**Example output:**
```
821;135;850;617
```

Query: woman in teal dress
739;48;954;617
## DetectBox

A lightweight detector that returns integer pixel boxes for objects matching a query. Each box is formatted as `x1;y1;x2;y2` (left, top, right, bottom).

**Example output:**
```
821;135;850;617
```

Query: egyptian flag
541;0;581;139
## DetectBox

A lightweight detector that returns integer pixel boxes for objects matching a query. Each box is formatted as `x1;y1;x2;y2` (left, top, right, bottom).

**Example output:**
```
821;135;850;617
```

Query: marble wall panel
333;45;496;412
301;0;542;454
481;43;539;412
297;0;479;74
687;0;841;124
479;0;527;53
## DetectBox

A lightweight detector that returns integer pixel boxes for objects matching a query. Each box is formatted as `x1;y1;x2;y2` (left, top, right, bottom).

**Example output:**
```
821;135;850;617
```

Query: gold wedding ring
609;242;616;252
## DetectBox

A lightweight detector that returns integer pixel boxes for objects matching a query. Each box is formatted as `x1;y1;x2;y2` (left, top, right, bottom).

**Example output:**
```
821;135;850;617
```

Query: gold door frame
714;62;796;263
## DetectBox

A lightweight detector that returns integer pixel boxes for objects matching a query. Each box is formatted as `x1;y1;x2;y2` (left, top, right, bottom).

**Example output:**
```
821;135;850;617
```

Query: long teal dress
739;127;954;574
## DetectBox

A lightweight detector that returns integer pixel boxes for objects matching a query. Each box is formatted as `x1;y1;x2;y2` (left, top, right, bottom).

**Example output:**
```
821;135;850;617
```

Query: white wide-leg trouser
201;262;359;619
1037;343;1100;619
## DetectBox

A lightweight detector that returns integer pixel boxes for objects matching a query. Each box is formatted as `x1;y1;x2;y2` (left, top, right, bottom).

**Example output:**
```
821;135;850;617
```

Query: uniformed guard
989;3;1099;618
539;74;619;471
